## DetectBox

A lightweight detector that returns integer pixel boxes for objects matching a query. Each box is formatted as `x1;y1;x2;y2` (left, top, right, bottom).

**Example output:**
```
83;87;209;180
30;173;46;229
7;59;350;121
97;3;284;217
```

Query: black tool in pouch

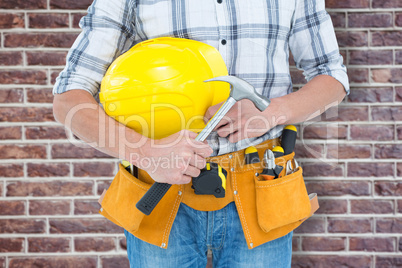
192;162;227;198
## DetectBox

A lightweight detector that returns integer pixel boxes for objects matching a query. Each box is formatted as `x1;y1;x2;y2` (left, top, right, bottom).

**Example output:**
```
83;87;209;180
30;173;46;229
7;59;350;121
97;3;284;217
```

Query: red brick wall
0;0;401;267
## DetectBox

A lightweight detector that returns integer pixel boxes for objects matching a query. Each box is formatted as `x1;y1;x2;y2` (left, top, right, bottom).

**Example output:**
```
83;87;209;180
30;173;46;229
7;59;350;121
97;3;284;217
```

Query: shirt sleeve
289;0;350;94
52;0;137;97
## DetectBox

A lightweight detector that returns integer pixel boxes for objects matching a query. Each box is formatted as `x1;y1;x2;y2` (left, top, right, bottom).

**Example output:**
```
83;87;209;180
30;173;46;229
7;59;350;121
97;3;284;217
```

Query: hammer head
204;76;270;111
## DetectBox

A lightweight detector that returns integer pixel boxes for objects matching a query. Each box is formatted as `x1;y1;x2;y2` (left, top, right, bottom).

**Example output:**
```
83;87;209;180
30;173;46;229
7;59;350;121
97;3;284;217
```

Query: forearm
53;89;148;164
267;75;346;125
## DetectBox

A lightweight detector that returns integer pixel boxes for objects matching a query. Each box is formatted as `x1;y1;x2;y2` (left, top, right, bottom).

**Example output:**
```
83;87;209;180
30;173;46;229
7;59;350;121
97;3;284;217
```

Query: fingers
204;102;223;123
216;121;239;137
188;154;207;170
183;165;201;178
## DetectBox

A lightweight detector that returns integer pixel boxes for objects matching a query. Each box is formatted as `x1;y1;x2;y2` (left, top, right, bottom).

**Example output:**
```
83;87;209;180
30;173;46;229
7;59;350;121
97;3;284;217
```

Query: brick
0;0;46;9
51;70;62;85
348;13;392;28
50;0;93;9
302;237;345;251
325;0;369;8
350;125;393;140
348;162;394;177
97;180;112;195
0;164;23;177
101;256;130;268
0;258;4;268
0;107;54;122
72;13;86;28
0;52;23;65
0;70;47;84
28;163;69;177
290;69;307;84
294;217;325;233
0;145;47;159
327;144;371;159
0;238;24;252
7;181;93;197
347;68;369;83
0;13;24;29
292;236;299;251
397;52;402;65
398;163;402;177
119;237;126;250
373;0;402;8
0;126;22;139
74;200;101;215
29;13;69;28
372;31;402;46
324;106;369;122
376;256;402;268
292;255;371;268
375;181;402;196
397;13;402;27
329;12;345;28
376;218;402;233
29;200;70;215
306;181;371;196
350;237;395;252
27;51;67;66
372;69;402;83
0;88;23;103
28;237;70;253
303;125;347;139
0;201;25;216
336;31;368;47
315;199;347;214
74;162;115;177
302;162;344;177
26;126;67;139
349;50;392;65
372;107;402;121
397;88;402;103
0;219;46;234
75;237;115;252
52;144;112;159
351;200;394;214
375;144;402;159
9;257;97;268
26;88;53;103
4;33;79;48
348;87;393;103
328;218;372;233
50;218;123;234
294;144;323;158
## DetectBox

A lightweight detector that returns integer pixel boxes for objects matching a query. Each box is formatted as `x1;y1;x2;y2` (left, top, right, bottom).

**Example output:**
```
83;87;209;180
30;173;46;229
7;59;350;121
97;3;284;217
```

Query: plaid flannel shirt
53;0;349;156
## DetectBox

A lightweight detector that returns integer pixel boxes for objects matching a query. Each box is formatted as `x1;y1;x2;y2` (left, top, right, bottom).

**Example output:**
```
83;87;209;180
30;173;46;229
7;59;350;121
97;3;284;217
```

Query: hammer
136;76;271;215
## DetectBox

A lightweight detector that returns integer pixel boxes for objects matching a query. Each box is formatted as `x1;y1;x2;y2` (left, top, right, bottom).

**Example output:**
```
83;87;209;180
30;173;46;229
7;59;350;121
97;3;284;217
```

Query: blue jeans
125;202;292;268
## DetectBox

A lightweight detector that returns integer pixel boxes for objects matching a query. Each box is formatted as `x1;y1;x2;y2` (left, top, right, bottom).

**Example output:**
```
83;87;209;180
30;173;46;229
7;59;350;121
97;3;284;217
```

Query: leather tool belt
98;138;319;249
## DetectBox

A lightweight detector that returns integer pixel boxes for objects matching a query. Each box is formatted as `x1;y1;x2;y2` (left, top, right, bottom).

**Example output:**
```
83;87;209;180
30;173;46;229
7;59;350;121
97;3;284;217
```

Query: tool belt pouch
255;155;311;233
98;164;150;233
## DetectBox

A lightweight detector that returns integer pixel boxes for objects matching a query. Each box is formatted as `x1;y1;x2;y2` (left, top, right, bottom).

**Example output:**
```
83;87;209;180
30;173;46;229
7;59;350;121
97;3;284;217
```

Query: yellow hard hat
100;37;229;139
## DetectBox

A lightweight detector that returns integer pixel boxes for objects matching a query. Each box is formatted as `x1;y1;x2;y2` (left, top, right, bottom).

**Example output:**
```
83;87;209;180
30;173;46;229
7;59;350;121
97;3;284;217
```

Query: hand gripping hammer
136;76;271;215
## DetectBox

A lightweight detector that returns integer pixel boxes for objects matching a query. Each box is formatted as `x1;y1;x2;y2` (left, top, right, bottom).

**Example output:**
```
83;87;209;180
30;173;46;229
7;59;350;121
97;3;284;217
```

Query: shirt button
217;0;222;3
221;39;227;45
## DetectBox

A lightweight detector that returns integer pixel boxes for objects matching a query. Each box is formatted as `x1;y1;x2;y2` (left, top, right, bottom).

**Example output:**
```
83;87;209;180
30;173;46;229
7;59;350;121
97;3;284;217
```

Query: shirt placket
215;0;230;69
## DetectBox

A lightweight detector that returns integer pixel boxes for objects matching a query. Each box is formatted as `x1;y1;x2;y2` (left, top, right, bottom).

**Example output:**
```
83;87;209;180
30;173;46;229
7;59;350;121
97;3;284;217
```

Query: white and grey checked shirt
53;0;349;156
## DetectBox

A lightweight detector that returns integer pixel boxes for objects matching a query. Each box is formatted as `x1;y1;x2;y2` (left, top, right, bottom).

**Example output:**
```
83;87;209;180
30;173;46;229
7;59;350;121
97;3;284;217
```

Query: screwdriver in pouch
260;149;283;180
272;146;284;158
281;125;297;155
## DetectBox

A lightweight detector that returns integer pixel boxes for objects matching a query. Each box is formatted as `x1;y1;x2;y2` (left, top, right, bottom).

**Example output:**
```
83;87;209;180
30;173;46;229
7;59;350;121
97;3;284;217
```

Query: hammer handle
136;182;172;215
